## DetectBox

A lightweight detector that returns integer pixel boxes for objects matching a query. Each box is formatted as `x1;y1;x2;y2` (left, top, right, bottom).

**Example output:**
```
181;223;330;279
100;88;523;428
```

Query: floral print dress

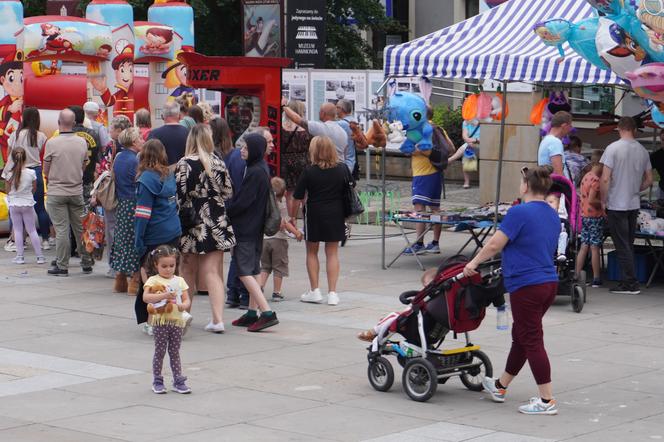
176;154;236;254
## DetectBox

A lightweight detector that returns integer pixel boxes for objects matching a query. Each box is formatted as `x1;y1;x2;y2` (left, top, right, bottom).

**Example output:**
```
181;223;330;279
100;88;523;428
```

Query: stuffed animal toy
388;92;433;153
350;121;369;150
146;283;176;314
387;121;405;144
365;119;387;148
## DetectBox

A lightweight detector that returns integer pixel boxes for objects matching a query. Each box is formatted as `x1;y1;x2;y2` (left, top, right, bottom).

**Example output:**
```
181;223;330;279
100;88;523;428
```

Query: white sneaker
142;323;154;336
41;239;51;251
105;268;116;279
181;311;193;336
300;288;323;303
48;237;56;246
327;291;340;306
36;256;46;265
518;397;558;415
204;321;225;333
12;255;25;264
4;240;16;252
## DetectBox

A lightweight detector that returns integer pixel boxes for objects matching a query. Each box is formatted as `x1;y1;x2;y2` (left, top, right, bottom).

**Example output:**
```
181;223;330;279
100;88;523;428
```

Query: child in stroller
362;256;504;402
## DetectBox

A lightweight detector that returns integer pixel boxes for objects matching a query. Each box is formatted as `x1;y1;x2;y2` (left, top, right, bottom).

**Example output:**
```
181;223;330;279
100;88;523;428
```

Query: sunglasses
521;166;529;177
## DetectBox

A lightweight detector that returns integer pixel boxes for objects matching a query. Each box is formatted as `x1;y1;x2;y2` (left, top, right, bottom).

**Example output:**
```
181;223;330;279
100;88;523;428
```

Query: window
570;86;615;116
155;84;168;94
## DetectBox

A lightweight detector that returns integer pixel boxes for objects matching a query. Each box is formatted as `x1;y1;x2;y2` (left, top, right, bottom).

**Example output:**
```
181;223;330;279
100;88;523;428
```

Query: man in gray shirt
44;108;95;276
600;117;652;295
283;102;348;163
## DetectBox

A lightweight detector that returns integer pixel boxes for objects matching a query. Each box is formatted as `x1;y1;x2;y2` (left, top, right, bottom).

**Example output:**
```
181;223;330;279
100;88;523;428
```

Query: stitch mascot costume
388;92;433;154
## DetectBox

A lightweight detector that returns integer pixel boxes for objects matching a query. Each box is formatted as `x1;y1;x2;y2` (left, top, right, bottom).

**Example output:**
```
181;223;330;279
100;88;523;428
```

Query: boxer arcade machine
177;52;291;174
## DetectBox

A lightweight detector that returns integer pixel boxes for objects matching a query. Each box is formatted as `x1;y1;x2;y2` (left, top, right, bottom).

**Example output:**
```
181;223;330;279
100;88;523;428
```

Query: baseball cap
83;101;100;113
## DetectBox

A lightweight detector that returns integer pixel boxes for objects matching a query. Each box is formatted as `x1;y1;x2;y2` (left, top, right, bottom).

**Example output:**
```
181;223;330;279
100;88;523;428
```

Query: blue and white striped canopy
383;0;623;84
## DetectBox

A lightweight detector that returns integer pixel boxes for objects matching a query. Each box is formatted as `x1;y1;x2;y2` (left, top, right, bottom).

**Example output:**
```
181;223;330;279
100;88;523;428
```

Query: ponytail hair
185;124;214;178
8;147;26;191
520;165;552;196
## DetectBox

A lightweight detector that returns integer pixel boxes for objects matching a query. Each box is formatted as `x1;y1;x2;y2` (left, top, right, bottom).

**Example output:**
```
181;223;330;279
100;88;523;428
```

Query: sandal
463;184;471;189
357;330;377;342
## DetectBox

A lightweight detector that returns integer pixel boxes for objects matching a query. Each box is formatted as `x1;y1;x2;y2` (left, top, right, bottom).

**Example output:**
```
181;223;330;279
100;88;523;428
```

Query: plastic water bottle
496;305;508;330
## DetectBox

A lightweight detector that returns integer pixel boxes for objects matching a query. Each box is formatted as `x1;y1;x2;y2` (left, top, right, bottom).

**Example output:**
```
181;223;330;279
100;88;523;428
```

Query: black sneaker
82;266;93;274
226;298;240;308
610;283;640;295
50;259;57;267
272;292;285;302
247;312;279;332
231;313;258;327
48;267;69;277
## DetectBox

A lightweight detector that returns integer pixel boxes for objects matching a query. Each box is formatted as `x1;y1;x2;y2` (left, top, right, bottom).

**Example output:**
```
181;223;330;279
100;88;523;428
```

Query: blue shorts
581;217;604;246
412;173;442;207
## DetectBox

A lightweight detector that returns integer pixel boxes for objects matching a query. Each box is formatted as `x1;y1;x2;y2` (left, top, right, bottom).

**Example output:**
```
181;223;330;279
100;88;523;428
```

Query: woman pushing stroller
463;166;560;415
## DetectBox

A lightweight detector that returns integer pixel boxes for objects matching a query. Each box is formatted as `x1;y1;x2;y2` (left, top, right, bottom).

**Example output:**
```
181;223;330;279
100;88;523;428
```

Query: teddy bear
387;120;405;144
146;283;176;314
365;119;387;148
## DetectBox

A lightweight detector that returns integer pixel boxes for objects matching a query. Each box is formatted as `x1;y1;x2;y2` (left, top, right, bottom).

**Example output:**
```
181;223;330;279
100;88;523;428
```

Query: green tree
326;0;404;69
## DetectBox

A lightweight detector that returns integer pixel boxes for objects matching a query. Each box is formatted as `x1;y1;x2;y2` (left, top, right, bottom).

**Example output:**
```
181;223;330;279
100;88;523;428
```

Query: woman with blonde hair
111;127;143;293
176;124;236;333
290;135;347;306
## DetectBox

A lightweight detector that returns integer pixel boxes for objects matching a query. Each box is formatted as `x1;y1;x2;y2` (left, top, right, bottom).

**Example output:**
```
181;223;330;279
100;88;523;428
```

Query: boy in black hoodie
227;133;279;332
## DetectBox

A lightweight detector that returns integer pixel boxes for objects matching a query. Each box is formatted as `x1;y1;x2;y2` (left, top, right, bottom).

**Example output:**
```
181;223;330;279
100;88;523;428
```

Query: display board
285;0;325;68
310;70;367;121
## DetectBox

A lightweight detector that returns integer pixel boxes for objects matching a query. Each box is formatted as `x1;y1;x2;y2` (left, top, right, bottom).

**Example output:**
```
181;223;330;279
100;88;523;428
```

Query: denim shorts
581;217;604;246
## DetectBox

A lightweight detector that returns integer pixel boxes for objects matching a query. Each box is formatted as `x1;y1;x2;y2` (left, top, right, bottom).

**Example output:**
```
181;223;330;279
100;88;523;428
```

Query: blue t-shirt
462;120;480;141
499;201;559;293
538;135;564;167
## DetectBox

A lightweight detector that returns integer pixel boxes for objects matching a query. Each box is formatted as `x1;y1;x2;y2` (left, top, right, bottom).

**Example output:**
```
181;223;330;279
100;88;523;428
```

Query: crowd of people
1;97;363;393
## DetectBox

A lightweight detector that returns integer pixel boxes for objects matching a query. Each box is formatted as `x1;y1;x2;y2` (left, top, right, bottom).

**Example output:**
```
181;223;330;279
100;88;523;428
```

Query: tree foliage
326;0;404;69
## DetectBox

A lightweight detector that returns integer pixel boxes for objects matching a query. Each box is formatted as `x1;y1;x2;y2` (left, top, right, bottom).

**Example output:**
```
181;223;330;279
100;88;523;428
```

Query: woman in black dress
281;99;312;213
176;124;236;333
291;136;347;306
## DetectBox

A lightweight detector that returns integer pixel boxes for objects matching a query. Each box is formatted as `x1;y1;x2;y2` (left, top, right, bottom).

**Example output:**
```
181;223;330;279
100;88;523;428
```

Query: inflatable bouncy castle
0;0;196;162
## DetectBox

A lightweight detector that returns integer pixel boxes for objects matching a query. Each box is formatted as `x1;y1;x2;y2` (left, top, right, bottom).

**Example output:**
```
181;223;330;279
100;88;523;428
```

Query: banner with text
286;0;325;68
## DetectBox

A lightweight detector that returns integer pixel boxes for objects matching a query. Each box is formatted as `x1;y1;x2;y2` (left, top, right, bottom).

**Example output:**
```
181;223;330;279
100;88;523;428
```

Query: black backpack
429;125;453;172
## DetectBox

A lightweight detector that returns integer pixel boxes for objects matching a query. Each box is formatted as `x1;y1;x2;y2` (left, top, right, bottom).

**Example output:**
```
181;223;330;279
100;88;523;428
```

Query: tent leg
381;146;387;270
494;81;508;230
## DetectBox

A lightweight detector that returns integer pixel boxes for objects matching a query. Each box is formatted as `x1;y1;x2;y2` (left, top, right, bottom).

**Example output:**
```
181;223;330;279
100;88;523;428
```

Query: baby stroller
550;174;586;313
366;256;504;402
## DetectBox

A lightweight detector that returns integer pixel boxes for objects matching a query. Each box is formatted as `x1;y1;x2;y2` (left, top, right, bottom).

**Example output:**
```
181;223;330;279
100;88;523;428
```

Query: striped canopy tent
383;0;622;84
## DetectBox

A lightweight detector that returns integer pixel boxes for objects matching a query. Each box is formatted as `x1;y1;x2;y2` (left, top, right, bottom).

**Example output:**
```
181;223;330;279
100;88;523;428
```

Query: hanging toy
476;92;493;122
387;92;433;154
490;91;509;121
462;93;479;121
595;18;645;79
547;90;571;114
650;101;664;127
530;97;549;125
625;62;664;102
533;18;607;69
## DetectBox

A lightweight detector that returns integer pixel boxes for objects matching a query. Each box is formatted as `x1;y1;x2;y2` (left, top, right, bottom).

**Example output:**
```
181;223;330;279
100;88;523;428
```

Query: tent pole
381;78;391;270
494;80;508;230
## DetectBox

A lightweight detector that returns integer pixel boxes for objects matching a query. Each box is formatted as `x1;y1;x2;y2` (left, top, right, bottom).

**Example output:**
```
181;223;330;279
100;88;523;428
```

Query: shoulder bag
343;165;364;218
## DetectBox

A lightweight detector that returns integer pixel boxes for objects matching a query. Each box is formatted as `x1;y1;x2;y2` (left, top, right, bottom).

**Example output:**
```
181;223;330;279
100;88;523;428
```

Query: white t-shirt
307;120;348;162
5;168;36;207
538;135;564;168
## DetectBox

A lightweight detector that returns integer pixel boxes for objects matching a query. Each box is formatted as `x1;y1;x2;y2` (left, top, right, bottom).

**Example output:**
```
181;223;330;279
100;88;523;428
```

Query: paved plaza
0;220;663;441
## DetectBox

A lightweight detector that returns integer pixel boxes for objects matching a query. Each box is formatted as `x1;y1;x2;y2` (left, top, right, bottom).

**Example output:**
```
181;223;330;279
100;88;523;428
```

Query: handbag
264;187;281;236
343;167;364;218
92;169;117;211
178;204;199;230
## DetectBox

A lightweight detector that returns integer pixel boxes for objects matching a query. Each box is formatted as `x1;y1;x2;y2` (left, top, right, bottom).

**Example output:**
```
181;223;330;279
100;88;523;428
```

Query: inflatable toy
650;100;664;127
388;92;433;154
533;18;607;69
626;62;664;102
596;17;645;78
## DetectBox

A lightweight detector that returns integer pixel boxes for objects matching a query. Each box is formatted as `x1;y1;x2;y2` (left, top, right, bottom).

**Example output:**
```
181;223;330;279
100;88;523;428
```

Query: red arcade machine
177;52;291;175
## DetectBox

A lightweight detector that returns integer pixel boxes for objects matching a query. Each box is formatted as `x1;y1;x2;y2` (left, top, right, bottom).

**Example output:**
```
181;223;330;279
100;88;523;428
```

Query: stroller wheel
402;358;438;402
367;356;394;392
572;271;586;313
460;350;493;392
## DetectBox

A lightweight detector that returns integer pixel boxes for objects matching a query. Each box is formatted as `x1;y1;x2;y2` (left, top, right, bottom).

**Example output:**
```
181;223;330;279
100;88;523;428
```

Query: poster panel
282;69;309;110
242;0;283;58
310;70;367;121
286;0;325;68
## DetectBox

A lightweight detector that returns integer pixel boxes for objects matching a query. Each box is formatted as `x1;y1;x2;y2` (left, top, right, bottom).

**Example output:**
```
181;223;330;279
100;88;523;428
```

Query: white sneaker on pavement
300;288;323;303
204;321;225;333
4;240;16;252
181;311;193;336
327;291;340;306
41;239;51;251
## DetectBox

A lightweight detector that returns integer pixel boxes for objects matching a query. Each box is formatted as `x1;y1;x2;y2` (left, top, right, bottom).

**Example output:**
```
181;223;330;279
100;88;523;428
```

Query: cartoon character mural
387;92;433;154
140;27;173;54
90;43;134;120
162;50;195;105
40;23;74;54
0;50;23;162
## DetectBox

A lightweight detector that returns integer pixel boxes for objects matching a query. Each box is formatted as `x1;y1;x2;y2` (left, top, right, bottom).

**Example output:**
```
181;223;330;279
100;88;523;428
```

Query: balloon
596;17;645;78
533;18;607;69
651;101;664;127
636;1;664;56
586;0;623;15
387;92;434;154
625;62;664;102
